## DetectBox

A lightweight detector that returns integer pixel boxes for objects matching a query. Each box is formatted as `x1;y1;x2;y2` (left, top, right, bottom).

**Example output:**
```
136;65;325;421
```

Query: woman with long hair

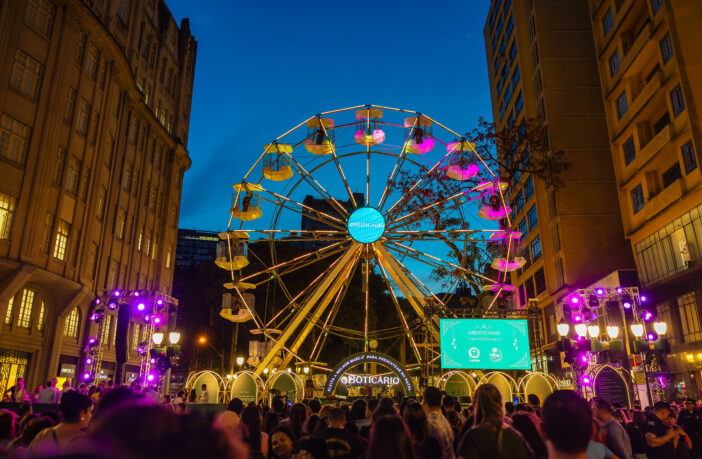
288;403;307;440
264;411;280;435
241;404;269;458
510;412;547;459
368;415;416;459
456;384;532;459
403;402;442;459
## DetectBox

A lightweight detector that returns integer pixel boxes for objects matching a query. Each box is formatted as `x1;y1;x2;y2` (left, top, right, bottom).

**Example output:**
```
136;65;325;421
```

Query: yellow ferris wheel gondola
231;183;264;221
354;108;385;146
215;231;250;270
262;144;293;181
305;118;335;155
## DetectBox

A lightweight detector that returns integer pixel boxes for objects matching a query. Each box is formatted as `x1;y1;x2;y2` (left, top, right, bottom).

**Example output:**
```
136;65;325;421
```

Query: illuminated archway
517;372;557;404
185;370;226;403
323;352;416;396
476;371;518;405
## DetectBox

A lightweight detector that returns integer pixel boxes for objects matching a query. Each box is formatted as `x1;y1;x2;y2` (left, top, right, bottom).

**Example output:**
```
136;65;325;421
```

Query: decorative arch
587;363;633;408
185;370;226;403
438;371;476;398
476;371;518;405
517;372;558;404
323;352;416;396
265;370;304;403
227;370;265;403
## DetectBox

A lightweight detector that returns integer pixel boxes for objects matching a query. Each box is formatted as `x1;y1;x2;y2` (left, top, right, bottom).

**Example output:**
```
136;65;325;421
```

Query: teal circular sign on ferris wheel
347;207;385;243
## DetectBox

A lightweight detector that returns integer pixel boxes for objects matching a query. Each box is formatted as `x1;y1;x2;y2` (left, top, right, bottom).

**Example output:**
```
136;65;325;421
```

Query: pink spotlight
596;288;604;295
157;299;164;306
153;316;161;325
86;358;93;365
644;311;653;321
581;355;588;363
134;291;140;297
150;358;156;364
571;296;580;304
574;315;582;322
641;295;647;302
623;302;632;309
147;374;155;382
88;337;96;345
582;376;592;385
616;287;623;293
113;290;121;297
137;303;145;311
83;372;91;380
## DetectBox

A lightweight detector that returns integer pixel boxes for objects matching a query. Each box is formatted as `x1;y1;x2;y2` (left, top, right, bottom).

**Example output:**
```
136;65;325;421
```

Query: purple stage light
571;296;580;304
153;316;162;325
150;358;156;364
596;288;604;295
89;313;100;321
574;315;582;322
623;301;632;309
83;372;91;380
86;358;93;365
641;295;647;302
108;302;117;310
157;299;164;306
147;374;155;382
94;298;101;305
582;376;591;385
137;303;146;311
134;291;140;297
113;290;121;297
581;355;588;363
616;287;623;293
644;311;653;321
144;315;151;322
88;337;96;345
647;333;656;341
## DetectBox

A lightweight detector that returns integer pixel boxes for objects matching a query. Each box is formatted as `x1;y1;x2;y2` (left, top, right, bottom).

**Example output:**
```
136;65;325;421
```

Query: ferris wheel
215;104;522;376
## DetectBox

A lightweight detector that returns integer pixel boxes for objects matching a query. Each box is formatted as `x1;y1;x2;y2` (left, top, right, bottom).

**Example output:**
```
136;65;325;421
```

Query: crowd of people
0;378;700;459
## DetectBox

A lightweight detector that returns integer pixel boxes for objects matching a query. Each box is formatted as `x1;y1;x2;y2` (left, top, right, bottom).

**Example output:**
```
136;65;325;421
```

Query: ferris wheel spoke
317;120;358;208
263;191;347;230
284;152;350;217
377;118;418;211
387;190;468;227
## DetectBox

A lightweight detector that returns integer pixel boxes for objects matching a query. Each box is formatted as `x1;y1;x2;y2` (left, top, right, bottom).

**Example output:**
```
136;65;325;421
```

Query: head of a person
505;401;515;415
269;425;296;459
402;402;428;443
442;395;455;410
272;396;286;415
289;403;307;437
472;383;503;428
60;390;93;428
511;412;547;459
631;409;645;426
240;405;262;450
445;409;462;430
366;398;379;418
613;408;626;424
541;390;592;455
653;401;671;421
308;398;321;414
63;380;71;389
592;398;612;422
685;399;696;412
264;411;280;434
201;384;207;391
16;377;24;389
17;416;55;447
17;402;32;417
422;386;442;410
368;415;415;459
351;399;367;420
304;414;320;436
0;410;17;439
226;398;244;415
93;387;146;421
527;393;541;407
46;380;53;388
52;377;58;386
328;407;346;428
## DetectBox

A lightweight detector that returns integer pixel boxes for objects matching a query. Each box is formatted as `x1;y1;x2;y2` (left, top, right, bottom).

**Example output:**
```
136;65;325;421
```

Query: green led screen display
440;319;531;370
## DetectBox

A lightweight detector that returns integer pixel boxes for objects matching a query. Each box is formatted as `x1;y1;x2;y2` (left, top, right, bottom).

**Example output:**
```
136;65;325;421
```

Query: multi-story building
175;229;218;269
587;0;702;395
0;0;195;390
483;0;635;372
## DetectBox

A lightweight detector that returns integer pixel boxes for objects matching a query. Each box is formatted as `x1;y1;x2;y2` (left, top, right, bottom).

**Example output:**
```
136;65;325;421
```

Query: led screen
347;207;385;243
440;319;531;370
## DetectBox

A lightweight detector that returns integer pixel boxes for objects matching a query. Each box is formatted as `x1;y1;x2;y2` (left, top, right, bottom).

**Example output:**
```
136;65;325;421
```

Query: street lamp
169;332;181;345
236;356;244;367
303;366;310;375
152;332;164;345
575;323;587;338
653;322;667;335
588;325;600;339
557;320;569;337
630;323;645;338
606;326;620;339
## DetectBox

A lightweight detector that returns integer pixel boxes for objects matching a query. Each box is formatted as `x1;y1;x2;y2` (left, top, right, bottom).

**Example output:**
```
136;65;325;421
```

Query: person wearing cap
677;399;702;457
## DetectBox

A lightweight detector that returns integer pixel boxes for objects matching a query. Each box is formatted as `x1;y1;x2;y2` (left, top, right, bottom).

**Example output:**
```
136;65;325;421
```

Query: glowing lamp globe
653;321;667;335
588;325;600;338
236;357;244;366
86;358;93;365
575;324;587;337
263;368;269;375
157;299;164;305
641;295;648;302
606;326;620;339
571;296;580;304
113;290;121;297
557;322;570;337
83;372;91;380
616;287;623;293
303;367;310;374
108;302;118;310
153;316;162;325
623;301;632;309
630;323;644;338
596;288;605;296
137;303;146;311
169;332;181;344
152;332;164;345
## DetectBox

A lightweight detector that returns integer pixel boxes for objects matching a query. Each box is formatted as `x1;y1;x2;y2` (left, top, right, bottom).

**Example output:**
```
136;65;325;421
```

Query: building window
651;0;663;14
555;257;564;288
496;15;504;37
515;92;523;115
631;184;645;213
75;33;86;65
53;220;69;261
53;147;65;185
16;289;36;328
662;162;682;188
609;49;620;76
85;45;99;80
166;245;172;269
75;99;89;135
128;116;139;144
25;0;55;37
36;301;45;331
0;193;17;240
115;208;126;239
670;85;685;117
79;168;90;203
602;8;613;35
141;33;151;59
96;187;106;220
65;157;80;195
678;293;702;343
530;236;542;261
682;141;698;174
40;213;54;254
11;50;43;100
527;205;538;230
63;307;79;338
137;230;143;251
122;162;132;191
498;39;506;58
509;41;516;64
524;176;534;201
623;136;636;165
654;112;671;134
533;267;546;294
64;87;75;124
660;33;673;64
552;224;561;252
4;297;14;325
616;92;628;119
0;114;31;165
116;0;129;24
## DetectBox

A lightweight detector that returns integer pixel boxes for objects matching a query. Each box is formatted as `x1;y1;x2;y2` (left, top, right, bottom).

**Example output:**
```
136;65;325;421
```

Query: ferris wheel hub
347;207;385;244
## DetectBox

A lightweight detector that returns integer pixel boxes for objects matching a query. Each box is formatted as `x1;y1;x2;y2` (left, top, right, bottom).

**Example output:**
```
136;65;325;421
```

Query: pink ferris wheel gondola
446;140;479;180
354;108;385;146
403;116;434;154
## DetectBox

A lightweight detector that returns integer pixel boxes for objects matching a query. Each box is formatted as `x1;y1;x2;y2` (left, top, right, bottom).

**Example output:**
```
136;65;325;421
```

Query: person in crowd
360;398;379;439
527;394;541;417
403;401;442;459
198;384;209;403
352;399;369;431
443;395;455;414
644;401;679;459
367;414;416;459
511;412;547;459
423;386;455;459
227;397;244;415
60;380;72;396
12;415;55;450
664;411;692;459
587;419;617;459
612;409;628;426
29;390;92;454
13;378;27;402
625;410;648;459
592;398;633;459
540;390;593;459
268;425;296;459
309;398;322;416
315;407;366;458
241;404;268;458
289;403;307;440
445;409;462;439
455;383;532;459
38;380;58;404
187;388;198;404
505;402;515;418
28;384;42;403
173;390;185;405
678;399;702;457
304;414;321;437
0;409;17;450
272;396;289;421
264;411;280;435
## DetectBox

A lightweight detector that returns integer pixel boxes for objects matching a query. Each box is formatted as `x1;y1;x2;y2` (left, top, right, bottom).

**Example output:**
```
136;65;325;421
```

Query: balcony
644;179;685;221
638;123;672;169
620;22;651;76
614;69;661;139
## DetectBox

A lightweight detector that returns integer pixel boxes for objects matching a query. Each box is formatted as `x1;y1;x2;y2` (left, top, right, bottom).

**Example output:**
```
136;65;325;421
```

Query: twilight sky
166;0;494;232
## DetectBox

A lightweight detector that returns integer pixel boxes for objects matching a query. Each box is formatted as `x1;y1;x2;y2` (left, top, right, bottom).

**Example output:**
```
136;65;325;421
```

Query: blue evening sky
166;0;494;231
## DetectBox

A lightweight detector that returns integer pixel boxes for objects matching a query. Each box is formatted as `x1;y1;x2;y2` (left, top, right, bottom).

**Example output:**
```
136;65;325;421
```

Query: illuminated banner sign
347;207;385;243
340;375;401;386
324;352;416;395
440;319;531;370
